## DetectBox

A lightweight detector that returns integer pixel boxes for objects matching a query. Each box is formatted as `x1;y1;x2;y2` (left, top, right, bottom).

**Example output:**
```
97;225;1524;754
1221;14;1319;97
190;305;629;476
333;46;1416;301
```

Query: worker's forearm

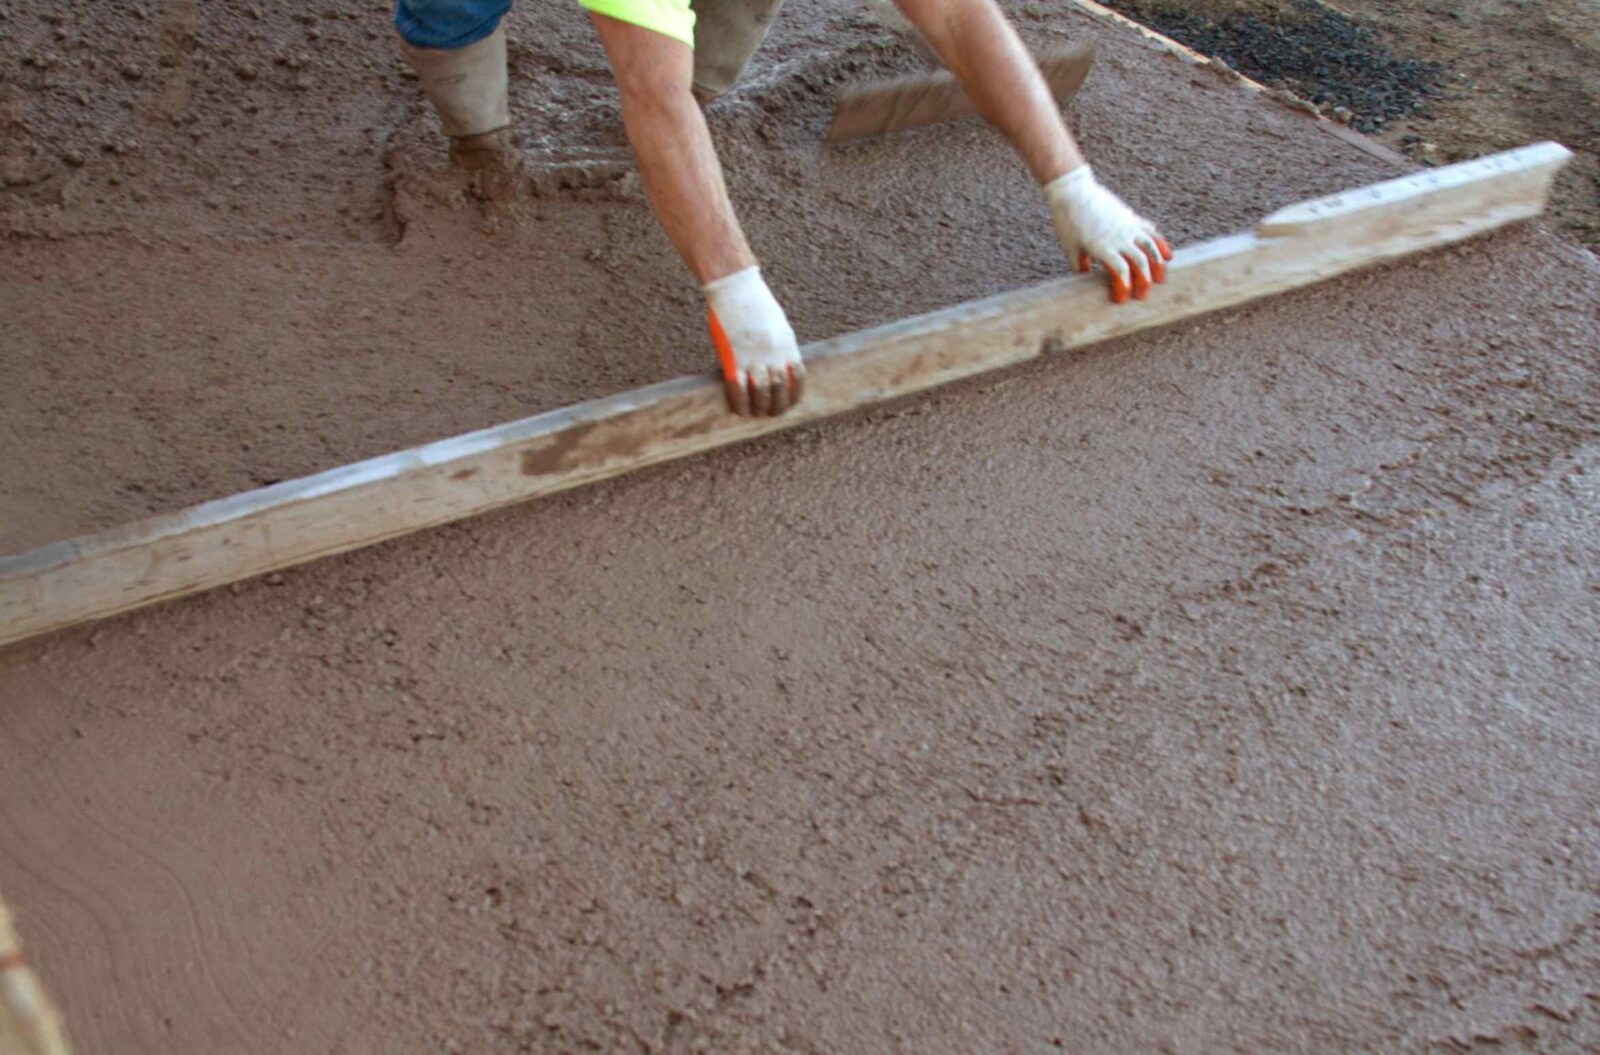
893;0;1084;183
616;85;755;284
588;14;799;416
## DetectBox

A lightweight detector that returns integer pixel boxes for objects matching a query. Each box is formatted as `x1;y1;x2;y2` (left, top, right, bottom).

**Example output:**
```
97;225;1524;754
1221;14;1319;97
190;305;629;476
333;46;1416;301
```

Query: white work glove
1044;165;1173;303
704;265;805;417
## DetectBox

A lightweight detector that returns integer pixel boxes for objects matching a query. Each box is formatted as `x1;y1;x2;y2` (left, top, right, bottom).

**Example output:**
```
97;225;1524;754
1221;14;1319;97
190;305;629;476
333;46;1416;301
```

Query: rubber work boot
691;0;787;101
400;24;523;199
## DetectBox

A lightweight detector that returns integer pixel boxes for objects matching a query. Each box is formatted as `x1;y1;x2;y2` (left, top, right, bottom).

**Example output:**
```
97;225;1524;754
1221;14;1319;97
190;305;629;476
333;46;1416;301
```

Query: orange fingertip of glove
1108;272;1131;304
1076;251;1091;274
1146;243;1168;284
1152;238;1174;283
1124;252;1151;300
707;309;738;383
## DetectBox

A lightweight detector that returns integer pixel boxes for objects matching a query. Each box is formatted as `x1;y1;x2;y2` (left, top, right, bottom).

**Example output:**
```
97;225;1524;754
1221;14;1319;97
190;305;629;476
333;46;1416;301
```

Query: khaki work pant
692;0;787;98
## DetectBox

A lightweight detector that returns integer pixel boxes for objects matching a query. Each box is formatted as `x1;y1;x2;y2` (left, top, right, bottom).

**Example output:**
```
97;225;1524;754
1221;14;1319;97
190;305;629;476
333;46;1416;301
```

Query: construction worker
397;0;1172;417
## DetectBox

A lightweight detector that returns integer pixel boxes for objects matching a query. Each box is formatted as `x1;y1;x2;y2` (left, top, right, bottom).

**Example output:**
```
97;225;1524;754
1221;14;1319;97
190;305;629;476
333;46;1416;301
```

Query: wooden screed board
0;142;1574;649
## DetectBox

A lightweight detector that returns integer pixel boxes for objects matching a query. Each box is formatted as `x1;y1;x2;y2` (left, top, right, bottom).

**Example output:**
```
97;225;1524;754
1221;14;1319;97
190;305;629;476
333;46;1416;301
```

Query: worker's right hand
704;265;805;417
1044;164;1173;304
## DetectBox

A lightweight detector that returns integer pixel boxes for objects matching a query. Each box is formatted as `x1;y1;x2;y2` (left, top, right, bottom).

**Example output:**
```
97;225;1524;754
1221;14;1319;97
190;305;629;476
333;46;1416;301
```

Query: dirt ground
1099;0;1600;249
2;0;1599;1052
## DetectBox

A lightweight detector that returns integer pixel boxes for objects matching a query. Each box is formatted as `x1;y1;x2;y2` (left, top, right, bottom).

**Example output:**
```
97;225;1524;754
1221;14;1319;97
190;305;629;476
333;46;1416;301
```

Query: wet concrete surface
6;0;1403;552
1;0;1598;1052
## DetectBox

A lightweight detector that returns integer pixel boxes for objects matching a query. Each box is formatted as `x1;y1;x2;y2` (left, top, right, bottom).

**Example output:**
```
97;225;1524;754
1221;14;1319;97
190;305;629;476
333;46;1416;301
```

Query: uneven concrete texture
5;0;1409;551
2;1;1599;1053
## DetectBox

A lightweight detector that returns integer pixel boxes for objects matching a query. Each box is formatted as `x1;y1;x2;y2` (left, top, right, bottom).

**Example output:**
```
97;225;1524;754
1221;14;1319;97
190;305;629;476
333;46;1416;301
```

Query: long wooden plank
0;142;1572;649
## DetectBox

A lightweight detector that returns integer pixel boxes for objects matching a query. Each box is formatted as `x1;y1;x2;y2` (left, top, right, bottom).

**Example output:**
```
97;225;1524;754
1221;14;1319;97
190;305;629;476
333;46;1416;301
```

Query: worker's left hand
1044;164;1173;303
704;265;805;417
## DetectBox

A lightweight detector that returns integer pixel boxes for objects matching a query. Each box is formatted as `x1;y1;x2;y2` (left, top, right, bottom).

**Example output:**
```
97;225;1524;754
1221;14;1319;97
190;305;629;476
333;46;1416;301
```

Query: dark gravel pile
1099;0;1445;134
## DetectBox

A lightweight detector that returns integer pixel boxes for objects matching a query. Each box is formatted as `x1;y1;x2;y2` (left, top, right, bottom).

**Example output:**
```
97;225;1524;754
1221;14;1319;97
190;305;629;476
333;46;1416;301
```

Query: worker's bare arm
588;14;803;416
890;0;1172;301
888;0;1082;183
589;13;753;283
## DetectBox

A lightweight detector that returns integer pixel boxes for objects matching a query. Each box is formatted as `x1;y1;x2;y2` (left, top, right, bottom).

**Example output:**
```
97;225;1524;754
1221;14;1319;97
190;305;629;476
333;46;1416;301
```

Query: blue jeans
395;0;512;48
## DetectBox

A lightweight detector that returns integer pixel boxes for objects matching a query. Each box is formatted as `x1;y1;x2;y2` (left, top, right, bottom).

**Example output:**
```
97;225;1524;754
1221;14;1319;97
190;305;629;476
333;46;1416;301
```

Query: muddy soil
2;0;1599;1053
1100;0;1600;249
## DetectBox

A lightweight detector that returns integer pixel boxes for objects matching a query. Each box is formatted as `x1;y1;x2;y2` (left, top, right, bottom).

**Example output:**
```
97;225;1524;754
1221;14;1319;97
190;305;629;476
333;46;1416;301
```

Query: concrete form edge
1062;0;1412;168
